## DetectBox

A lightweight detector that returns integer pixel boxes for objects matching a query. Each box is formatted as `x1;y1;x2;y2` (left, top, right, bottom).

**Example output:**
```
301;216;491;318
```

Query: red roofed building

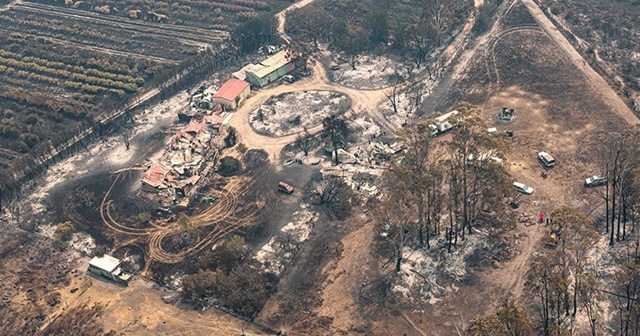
212;78;251;111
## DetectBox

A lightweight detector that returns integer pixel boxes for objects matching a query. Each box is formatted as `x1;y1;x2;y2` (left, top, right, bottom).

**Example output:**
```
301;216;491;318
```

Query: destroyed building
141;116;223;204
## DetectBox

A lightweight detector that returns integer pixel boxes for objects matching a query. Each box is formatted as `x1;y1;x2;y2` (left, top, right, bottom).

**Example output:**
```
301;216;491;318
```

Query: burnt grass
259;213;346;331
499;1;537;30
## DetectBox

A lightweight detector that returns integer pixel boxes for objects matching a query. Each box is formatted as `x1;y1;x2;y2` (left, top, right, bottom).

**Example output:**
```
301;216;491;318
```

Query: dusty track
522;0;639;126
276;0;317;44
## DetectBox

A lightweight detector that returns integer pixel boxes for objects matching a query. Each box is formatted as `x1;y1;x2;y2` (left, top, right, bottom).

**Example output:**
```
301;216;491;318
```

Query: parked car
513;182;534;195
278;181;294;194
538;151;556;167
282;74;296;84
584;175;607;187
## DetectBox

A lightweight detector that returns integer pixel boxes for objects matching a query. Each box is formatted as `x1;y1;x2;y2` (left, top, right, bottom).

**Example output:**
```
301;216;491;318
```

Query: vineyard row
0;49;144;85
0;64;130;95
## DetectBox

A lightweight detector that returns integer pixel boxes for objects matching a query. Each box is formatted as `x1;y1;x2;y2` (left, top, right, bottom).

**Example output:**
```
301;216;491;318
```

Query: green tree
197;235;248;273
54;221;76;241
137;212;151;224
468;298;534;336
232;15;277;53
368;11;389;44
218;156;242;176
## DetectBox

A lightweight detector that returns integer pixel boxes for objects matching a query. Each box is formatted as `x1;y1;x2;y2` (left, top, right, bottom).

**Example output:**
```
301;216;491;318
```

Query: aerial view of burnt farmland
2;0;640;335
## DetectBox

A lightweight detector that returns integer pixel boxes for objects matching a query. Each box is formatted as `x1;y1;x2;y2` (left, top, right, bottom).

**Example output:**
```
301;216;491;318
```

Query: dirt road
276;0;317;44
522;0;639;126
226;60;393;162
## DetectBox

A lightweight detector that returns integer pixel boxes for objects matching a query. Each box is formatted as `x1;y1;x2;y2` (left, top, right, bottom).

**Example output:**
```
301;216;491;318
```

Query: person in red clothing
539;213;545;223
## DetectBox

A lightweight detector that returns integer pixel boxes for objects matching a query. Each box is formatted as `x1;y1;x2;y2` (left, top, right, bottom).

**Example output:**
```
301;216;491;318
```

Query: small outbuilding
212;78;251;111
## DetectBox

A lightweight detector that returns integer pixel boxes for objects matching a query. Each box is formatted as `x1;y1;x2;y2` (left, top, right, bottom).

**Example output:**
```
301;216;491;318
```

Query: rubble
249;91;350;137
392;229;491;303
141;115;224;205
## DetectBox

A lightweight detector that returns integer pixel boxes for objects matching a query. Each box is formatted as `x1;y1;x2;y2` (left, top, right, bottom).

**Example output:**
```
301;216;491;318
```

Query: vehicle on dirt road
584;175;607;187
282;75;296;84
513;182;534;195
538;151;556;167
278;181;294;194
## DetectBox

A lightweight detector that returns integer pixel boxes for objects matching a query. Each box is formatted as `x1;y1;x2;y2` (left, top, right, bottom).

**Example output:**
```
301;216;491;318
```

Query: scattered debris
498;106;516;122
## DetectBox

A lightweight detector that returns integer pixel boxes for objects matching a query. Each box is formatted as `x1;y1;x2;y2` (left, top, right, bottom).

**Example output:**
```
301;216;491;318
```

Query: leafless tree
446;103;505;237
370;184;414;272
596;130;640;245
384;67;408;115
294;128;316;156
578;273;600;336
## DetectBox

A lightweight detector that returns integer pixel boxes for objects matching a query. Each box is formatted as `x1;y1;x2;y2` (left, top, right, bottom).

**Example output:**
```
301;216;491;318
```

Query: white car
584;175;607;187
513;182;534;195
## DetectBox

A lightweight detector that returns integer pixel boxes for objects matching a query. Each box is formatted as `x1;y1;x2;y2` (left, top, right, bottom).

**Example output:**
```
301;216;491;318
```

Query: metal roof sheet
213;78;250;102
89;254;121;273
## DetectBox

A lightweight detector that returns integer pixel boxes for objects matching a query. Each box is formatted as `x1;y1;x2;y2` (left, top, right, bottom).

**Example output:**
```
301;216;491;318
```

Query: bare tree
370;183;414;272
422;0;454;46
525;251;569;336
578;273;600;336
309;176;353;219
337;25;371;70
384;67;408;115
286;7;335;49
596;130;639;245
123;130;130;150
393;121;439;248
550;206;598;317
294;128;316;156
321;115;350;165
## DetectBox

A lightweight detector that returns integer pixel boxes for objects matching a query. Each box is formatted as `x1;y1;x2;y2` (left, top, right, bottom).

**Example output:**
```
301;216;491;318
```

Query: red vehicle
278;181;294;194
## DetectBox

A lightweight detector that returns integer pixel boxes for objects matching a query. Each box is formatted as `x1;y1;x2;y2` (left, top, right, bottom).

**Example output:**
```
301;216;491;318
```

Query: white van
538;151;556;167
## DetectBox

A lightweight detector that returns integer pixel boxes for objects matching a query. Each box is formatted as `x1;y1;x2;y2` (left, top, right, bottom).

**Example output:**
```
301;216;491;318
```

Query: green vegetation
54;221;76;241
196;235;248;273
182;264;277;317
137;212;151;224
183;235;275;317
218;156;242;177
